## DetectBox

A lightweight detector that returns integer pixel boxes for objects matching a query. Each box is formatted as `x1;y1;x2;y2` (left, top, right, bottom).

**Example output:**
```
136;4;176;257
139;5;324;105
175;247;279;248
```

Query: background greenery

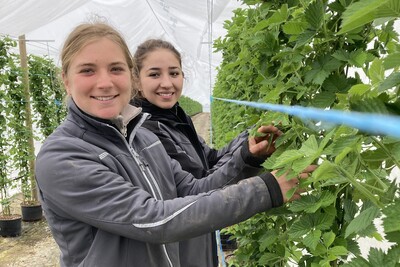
212;0;400;266
0;36;66;215
179;95;203;116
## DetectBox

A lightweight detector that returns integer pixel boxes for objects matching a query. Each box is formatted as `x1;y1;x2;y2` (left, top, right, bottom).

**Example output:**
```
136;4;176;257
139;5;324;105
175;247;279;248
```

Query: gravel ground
0;112;213;267
0;194;60;267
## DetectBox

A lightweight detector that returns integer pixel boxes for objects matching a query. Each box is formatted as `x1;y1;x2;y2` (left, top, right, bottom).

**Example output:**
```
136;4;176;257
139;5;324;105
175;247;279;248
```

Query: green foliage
179;95;203;116
0;37;17;215
29;54;67;138
212;0;400;265
0;36;66;207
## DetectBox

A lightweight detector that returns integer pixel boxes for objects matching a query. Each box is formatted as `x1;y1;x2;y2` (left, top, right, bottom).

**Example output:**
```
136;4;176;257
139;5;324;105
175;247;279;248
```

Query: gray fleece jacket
35;99;283;267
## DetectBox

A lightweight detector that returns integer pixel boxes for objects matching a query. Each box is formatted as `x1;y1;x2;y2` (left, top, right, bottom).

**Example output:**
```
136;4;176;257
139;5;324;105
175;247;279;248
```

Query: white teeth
158;93;173;96
93;96;115;101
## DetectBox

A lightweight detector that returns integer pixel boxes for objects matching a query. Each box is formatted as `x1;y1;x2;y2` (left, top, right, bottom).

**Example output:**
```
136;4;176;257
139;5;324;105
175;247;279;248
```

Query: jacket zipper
107;124;174;267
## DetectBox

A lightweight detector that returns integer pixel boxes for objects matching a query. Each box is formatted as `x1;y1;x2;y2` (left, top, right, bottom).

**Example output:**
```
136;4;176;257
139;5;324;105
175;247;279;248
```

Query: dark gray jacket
135;99;264;267
35;100;282;267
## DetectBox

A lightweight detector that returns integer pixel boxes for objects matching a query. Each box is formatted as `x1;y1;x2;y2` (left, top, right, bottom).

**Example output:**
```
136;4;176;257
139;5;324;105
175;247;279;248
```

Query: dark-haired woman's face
138;49;183;109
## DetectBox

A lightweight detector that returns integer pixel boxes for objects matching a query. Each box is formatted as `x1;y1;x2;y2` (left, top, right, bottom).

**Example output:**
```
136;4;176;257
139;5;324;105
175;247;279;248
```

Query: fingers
256;125;283;139
298;164;318;179
249;125;283;157
288;165;318;201
303;165;318;173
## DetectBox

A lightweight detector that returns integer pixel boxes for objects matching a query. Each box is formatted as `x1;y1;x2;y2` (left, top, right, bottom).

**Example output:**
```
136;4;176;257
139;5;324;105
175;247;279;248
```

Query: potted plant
0;177;22;237
20;172;42;222
0;114;22;236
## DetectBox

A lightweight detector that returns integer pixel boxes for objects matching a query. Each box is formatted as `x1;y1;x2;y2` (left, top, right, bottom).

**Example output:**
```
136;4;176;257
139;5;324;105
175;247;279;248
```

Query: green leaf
331;135;360;156
383;52;400;69
345;206;380;238
338;0;394;34
259;230;278;251
382;200;400;233
282;21;308;35
292;156;315;174
344;199;358;223
305;1;325;30
328;246;348;257
334;146;353;164
289;211;336;240
305;56;342;85
312;161;338;182
322;231;336;248
253;20;270;32
295;29;316;47
368;58;385;85
333;49;368;67
368;248;387;266
258;253;281;266
344;257;371;266
288;216;313;238
378;72;400;92
350;97;389;114
272;150;305;168
289;192;336;214
303;229;322;250
311;91;337;108
299;135;318;155
375;0;400;17
348;84;371;96
348;50;368;67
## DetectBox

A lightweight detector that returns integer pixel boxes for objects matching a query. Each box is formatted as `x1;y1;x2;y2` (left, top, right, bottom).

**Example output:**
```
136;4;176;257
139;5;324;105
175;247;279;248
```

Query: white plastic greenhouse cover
0;0;244;111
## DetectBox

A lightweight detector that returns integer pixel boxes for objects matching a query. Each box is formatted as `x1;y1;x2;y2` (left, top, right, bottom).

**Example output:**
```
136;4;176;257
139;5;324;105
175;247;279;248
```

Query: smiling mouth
157;92;174;96
92;95;118;101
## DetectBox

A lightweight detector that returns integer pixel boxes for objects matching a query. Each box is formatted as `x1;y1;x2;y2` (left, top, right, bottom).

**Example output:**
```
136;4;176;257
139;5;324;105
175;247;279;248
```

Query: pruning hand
273;165;318;203
248;125;283;157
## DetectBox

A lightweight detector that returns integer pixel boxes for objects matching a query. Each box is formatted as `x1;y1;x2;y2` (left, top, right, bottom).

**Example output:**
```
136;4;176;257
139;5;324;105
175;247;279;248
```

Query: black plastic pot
0;215;22;237
21;204;43;222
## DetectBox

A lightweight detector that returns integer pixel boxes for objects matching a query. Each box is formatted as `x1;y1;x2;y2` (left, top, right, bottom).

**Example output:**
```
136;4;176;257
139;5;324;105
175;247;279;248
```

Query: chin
161;103;175;109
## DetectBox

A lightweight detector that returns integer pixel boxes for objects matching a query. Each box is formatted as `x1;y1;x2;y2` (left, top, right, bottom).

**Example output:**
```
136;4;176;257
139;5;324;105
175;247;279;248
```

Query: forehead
143;48;180;66
72;38;126;64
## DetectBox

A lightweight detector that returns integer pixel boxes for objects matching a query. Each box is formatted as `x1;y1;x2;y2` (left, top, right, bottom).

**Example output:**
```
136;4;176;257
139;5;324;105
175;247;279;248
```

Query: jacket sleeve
146;121;262;185
35;137;283;244
202;129;249;169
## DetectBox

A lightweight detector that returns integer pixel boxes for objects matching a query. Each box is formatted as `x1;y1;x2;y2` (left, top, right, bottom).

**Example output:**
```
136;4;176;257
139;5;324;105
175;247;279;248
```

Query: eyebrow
146;66;180;71
76;62;127;68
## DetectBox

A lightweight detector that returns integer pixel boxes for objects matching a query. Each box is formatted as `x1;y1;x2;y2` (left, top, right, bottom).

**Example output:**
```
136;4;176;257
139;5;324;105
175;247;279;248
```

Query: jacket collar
131;98;188;125
68;98;143;137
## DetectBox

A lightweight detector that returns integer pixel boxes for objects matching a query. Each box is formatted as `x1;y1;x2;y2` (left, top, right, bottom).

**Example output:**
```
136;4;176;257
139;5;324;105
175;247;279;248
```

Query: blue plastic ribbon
212;97;400;139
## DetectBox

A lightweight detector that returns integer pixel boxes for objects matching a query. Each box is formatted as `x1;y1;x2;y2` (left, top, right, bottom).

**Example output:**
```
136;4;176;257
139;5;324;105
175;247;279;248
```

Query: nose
97;70;113;89
160;75;173;88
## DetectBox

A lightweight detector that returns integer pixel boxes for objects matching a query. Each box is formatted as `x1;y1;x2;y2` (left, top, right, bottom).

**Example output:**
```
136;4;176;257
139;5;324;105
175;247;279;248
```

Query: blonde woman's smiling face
138;48;183;109
63;37;132;119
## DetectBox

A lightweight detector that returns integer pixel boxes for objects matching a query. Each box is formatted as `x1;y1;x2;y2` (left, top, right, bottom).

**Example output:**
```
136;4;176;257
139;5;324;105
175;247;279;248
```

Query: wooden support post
18;35;37;202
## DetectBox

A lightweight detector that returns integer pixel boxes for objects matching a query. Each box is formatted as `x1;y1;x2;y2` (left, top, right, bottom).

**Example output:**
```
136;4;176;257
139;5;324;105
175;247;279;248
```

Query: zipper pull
122;125;127;137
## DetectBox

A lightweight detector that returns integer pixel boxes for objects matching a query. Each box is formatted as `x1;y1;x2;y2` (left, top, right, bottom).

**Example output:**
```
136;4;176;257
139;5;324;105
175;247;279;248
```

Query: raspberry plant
212;0;400;266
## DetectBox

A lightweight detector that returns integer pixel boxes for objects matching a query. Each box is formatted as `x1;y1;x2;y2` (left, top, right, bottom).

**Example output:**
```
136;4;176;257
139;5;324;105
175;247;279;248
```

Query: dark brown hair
133;39;182;78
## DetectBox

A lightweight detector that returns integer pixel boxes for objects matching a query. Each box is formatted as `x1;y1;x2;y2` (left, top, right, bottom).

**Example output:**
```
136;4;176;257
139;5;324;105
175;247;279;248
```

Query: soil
0;112;213;267
0;193;60;267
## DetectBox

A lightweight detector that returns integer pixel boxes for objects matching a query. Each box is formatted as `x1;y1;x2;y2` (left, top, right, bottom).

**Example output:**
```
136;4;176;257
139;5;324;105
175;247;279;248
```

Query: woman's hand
273;165;318;203
248;125;283;157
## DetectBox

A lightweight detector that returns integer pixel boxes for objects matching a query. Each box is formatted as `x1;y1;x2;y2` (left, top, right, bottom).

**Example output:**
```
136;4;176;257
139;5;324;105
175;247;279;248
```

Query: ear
62;72;71;95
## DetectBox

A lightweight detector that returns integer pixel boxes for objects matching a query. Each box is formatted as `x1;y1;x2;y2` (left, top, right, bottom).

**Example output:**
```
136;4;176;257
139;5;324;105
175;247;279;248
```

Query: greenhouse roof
0;0;243;110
